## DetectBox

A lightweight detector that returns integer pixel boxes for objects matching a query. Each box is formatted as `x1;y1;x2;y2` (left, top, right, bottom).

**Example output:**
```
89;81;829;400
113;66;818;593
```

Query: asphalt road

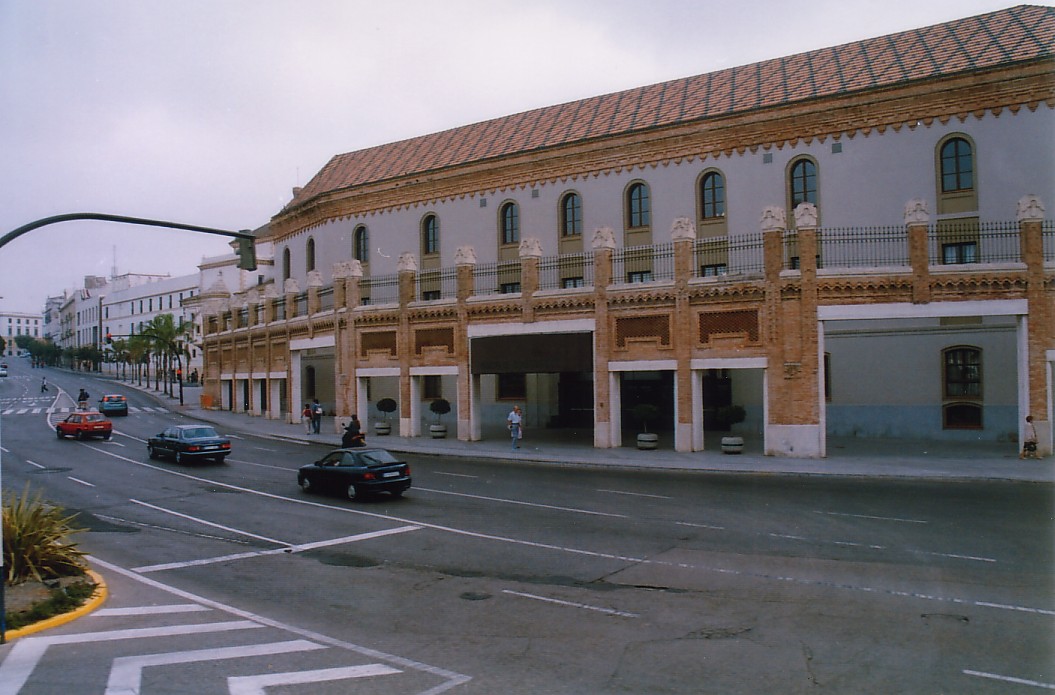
1;361;1053;694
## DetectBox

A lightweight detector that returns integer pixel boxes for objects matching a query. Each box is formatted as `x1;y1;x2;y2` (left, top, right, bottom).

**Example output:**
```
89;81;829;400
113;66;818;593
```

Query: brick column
455;246;477;440
1018;195;1052;456
905;199;931;304
397;253;417;436
671;218;696;452
283;279;299;320
519;237;542;323
591;227;616;447
306;270;323;315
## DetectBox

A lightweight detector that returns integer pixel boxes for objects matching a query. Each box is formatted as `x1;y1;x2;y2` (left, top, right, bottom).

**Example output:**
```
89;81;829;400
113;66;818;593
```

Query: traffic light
176;368;182;381
236;234;257;271
106;332;112;344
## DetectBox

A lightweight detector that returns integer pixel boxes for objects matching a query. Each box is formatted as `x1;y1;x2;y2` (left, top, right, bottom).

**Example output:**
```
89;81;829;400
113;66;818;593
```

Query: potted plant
429;398;451;438
632;403;661;450
716;404;747;454
375;397;397;435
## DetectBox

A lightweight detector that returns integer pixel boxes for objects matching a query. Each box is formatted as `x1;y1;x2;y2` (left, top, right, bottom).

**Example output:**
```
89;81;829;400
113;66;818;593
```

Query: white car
0;367;8;377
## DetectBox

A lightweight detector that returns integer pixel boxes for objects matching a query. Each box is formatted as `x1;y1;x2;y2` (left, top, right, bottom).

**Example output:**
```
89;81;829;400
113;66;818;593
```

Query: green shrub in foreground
3;485;88;585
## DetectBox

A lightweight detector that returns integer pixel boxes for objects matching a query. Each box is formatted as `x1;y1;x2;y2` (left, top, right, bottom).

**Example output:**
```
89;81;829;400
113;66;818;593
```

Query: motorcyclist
341;415;365;448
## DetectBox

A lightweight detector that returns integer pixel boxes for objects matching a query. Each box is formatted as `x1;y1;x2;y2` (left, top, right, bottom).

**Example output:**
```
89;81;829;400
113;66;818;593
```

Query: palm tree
142;314;191;401
128;335;151;386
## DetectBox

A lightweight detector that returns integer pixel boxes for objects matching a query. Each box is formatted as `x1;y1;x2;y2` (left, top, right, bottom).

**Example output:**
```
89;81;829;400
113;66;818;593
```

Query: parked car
0;367;7;377
298;448;411;501
98;394;128;416
147;425;231;464
56;411;112;440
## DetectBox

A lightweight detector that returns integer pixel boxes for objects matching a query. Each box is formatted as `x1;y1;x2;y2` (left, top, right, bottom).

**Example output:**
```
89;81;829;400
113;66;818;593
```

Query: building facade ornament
903;198;930;225
455;245;478;266
283;278;300;294
398;252;418;273
760;207;786;232
591;226;616;250
670;217;696;241
307;270;324;288
1017;194;1046;222
519;237;543;258
794;202;818;229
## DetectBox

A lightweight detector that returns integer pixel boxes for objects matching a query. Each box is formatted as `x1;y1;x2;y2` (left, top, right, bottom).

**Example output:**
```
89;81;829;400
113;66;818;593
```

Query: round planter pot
721;435;744;454
374;422;391;436
429;424;448;439
636;433;659;450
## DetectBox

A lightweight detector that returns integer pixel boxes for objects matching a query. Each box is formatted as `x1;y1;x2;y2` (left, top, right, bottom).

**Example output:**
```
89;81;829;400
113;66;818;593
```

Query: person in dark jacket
342;415;365;448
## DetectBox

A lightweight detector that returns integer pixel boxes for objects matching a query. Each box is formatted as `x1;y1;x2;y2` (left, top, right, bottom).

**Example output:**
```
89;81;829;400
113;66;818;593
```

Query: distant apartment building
0;309;43;356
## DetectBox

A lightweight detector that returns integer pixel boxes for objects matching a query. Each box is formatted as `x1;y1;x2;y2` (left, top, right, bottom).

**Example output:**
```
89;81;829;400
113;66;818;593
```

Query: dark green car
298;448;411;501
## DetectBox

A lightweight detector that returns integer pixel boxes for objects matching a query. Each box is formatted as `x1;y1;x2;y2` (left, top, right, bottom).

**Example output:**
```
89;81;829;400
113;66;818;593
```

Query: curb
4;568;108;642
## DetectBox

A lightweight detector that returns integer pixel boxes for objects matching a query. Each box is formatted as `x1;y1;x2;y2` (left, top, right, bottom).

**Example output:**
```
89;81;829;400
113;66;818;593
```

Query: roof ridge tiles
285;5;1054;212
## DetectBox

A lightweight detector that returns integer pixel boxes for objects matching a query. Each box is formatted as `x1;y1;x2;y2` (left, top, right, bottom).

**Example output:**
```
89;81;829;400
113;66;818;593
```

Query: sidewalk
126;381;1053;483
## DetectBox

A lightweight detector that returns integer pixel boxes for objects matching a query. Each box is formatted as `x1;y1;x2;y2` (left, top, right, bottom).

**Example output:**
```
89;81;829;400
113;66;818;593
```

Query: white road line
0;621;264;695
85;445;1054;619
130;498;292;546
502;590;639;618
68;476;95;487
915;550;997;563
26;460;45;468
815;510;928;524
433;471;478;478
87;555;472;689
417;487;628;518
94;604;212;617
963;669;1055;690
133;526;423;573
228;664;402;694
597;489;672;500
676;521;727;530
105;640;327;695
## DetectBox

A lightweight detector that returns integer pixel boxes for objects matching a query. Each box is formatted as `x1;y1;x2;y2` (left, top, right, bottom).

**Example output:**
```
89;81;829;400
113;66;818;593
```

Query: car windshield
85;414;106;422
181;427;218;439
359;450;400;466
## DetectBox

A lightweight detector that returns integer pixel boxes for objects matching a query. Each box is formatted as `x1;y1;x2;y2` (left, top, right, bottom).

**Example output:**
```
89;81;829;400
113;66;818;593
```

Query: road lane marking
87;555;473;689
85;445;1053;619
133;526;423;573
94;604;211;617
68;476;95;487
26;460;45;468
228;664;402;694
130;498;292;546
676;521;726;531
0;621;264;695
433;471;478;478
106;640;327;695
964;669;1055;690
815;510;928;524
502;590;639;618
416;487;628;518
597;489;672;499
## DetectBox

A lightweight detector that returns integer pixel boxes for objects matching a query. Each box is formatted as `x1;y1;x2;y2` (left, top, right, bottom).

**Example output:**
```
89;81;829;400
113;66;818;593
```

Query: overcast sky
0;0;1040;314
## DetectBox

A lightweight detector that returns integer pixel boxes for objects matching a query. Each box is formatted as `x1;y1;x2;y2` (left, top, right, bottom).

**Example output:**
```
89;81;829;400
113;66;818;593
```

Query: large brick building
201;5;1055;458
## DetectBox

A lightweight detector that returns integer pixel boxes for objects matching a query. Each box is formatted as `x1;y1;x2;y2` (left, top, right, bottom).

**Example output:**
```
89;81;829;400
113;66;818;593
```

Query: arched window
940;137;973;193
282;248;291;281
500;202;520;245
353;225;369;263
560;192;582;237
699;171;725;220
626;182;651;229
421;214;439;256
305;238;316;273
789;158;817;209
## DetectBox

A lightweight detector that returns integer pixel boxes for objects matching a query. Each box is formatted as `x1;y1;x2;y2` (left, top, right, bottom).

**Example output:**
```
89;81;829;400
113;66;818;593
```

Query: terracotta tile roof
290;5;1054;210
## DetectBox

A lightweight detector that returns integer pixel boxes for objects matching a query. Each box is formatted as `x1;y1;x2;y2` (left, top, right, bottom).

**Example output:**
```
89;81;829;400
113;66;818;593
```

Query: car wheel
56;429;64;439
299;476;313;493
148;445;158;459
103;433;111;441
390;490;404;499
214;456;227;464
76;430;85;441
175;451;184;465
346;484;360;501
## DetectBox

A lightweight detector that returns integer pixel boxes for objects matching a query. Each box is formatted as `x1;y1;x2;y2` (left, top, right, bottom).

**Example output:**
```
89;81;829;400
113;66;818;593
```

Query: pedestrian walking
507;404;523;450
312;399;323;434
40;377;48;393
1020;414;1039;459
302;403;313;434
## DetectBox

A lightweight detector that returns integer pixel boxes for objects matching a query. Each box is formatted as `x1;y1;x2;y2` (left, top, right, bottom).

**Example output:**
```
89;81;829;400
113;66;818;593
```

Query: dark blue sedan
298;448;411;501
148;425;231;464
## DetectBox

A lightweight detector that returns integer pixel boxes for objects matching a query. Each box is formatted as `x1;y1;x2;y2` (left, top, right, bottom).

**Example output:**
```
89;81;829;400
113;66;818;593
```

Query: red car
56;411;113;440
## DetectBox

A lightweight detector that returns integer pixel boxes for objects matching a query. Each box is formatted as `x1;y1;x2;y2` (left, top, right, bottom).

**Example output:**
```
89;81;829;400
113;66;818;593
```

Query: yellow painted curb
4;568;108;641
